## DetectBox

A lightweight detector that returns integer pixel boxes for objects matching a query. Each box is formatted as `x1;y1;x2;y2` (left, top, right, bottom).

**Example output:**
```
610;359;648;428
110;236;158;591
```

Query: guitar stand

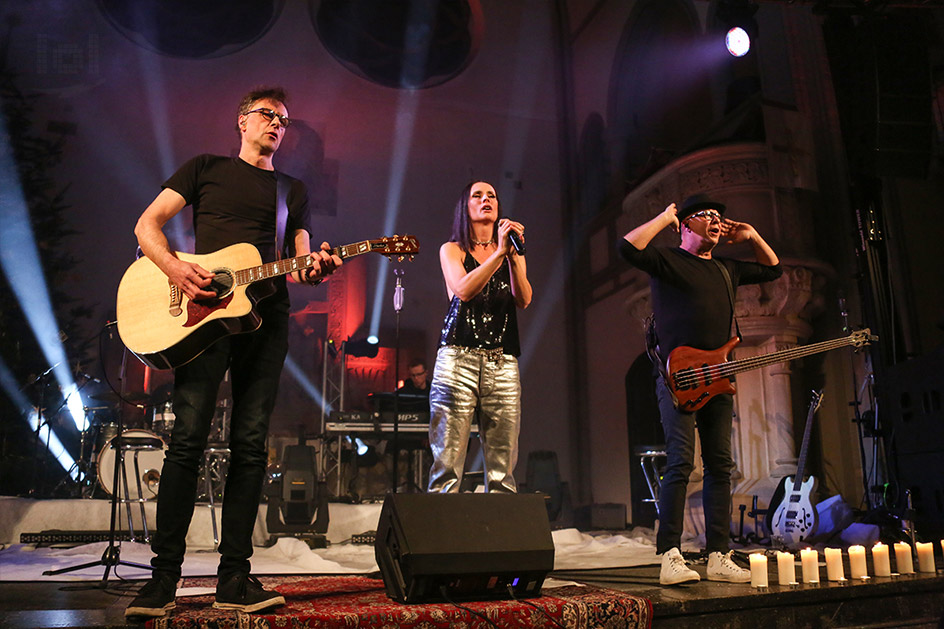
746;495;771;544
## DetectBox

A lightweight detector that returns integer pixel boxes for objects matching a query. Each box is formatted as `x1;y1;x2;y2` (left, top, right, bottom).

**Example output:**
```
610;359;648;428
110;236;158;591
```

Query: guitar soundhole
205;269;234;300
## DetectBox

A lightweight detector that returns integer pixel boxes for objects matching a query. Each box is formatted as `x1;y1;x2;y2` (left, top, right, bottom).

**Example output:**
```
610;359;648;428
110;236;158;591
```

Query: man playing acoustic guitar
126;86;343;618
620;194;781;585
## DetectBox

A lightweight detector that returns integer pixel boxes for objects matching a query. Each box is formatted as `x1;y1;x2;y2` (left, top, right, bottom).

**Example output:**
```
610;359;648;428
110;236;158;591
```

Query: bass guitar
666;329;874;411
768;389;824;549
116;235;419;370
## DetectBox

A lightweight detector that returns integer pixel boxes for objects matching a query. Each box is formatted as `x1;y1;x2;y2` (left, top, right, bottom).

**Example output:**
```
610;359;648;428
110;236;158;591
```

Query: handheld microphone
503;219;526;256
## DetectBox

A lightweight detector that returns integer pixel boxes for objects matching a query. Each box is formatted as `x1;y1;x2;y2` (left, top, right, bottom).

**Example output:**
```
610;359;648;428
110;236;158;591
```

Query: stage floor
2;497;943;627
1;558;943;628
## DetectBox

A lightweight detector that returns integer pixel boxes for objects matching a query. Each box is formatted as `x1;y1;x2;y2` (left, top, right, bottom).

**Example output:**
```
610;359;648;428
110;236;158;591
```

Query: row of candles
748;540;942;588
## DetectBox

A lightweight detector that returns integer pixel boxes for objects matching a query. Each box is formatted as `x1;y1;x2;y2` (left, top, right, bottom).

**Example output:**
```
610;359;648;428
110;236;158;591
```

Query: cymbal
90;391;152;405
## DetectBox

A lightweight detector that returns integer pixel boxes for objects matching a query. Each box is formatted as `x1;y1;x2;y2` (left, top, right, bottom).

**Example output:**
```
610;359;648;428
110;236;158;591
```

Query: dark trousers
150;309;288;581
655;377;734;555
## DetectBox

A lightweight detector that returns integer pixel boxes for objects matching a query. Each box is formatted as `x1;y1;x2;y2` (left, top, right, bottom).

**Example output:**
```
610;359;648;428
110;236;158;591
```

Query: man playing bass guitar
620;194;781;585
125;86;342;619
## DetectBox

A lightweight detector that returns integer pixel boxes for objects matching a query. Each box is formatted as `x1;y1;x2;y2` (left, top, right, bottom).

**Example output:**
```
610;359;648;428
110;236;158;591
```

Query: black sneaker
213;574;285;613
125;573;177;618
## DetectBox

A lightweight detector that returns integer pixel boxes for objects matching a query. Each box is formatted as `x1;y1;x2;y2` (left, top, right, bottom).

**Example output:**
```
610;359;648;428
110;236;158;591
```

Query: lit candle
750;553;768;588
872;542;891;577
894;541;914;574
824;547;845;581
916;542;935;573
777;551;797;585
800;548;819;584
848;545;868;579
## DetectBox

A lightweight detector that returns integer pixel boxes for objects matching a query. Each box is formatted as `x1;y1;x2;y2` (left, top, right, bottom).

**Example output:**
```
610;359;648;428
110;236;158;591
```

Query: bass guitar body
665;338;739;411
768;474;818;548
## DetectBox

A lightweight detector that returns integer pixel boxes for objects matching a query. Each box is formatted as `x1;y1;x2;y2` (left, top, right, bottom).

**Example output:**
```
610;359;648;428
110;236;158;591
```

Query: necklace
471;236;494;247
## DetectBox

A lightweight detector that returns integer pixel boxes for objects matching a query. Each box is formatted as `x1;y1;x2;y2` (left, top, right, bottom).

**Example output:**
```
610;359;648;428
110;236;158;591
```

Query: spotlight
726;27;751;58
717;0;758;57
354;438;379;467
345;337;379;358
367;335;379;345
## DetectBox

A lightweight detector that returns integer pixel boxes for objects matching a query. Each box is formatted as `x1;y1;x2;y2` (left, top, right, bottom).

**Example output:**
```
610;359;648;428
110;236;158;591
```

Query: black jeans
150;308;288;580
655;377;734;555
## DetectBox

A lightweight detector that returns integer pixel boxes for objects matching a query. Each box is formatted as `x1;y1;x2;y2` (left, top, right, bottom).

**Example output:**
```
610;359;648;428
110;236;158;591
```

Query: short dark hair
449;181;502;253
235;86;288;135
408;358;426;370
237;86;288;117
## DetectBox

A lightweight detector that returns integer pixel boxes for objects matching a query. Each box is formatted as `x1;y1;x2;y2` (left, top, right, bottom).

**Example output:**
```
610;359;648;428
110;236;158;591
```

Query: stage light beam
0;102;86;435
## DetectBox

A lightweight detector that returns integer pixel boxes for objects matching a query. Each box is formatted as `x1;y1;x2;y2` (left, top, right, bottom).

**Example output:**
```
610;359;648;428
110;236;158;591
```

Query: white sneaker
659;547;700;585
707;551;751;583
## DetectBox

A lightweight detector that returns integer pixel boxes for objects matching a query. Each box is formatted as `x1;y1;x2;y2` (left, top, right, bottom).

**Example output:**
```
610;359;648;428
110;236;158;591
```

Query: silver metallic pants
427;346;521;493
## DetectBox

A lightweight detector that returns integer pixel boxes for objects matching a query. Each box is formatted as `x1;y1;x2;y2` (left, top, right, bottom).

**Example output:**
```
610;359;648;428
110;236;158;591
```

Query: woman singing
427;181;532;493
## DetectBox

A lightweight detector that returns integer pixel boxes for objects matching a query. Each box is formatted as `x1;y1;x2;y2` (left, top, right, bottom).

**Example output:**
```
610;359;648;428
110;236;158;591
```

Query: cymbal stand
44;348;152;584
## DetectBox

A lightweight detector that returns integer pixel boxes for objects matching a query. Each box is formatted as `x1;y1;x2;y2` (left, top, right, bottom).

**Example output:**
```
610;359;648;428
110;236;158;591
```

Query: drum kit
75;391;230;502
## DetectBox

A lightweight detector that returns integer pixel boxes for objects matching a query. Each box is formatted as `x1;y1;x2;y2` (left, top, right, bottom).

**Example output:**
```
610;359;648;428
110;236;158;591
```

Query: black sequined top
438;252;521;356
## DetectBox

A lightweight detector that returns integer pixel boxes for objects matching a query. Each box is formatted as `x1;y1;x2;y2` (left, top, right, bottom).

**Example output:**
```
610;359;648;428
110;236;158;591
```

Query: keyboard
326;410;430;434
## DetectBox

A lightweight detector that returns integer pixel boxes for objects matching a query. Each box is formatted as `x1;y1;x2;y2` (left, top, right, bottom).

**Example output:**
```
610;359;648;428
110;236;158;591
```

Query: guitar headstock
850;328;877;347
371;234;419;262
809;389;824;415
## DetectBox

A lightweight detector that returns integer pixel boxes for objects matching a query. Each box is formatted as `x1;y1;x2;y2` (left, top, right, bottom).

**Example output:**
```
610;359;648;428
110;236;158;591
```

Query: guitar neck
233;240;377;286
722;334;862;378
792;391;822;491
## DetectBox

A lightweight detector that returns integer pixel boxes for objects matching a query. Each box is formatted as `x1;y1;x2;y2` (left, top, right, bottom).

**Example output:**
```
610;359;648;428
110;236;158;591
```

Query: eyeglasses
688;210;722;223
245;108;292;127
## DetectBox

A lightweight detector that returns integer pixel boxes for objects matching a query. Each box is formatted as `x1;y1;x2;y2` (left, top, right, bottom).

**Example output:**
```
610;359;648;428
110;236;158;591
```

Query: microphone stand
391;268;404;494
27;362;59;498
45;347;152;586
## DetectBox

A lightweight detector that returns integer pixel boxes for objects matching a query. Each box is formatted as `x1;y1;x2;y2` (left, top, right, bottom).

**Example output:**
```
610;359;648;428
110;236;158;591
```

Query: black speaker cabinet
374;493;555;603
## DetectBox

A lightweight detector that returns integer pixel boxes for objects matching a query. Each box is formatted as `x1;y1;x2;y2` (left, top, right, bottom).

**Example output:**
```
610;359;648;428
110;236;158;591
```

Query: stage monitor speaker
374;493;555;603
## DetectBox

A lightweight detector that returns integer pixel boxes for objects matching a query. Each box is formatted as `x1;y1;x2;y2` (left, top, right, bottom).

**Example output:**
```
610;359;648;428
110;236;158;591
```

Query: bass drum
97;429;166;499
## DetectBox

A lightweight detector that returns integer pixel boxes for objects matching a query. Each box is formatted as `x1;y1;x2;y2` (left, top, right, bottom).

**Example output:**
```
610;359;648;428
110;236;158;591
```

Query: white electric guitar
768;389;824;549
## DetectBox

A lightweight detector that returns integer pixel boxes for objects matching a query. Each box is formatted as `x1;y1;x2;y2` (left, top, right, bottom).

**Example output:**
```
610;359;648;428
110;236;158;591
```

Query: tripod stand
43;350;152;585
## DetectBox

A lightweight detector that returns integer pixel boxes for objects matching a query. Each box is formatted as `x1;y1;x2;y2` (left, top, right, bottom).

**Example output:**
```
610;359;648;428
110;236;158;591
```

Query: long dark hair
449;181;502;253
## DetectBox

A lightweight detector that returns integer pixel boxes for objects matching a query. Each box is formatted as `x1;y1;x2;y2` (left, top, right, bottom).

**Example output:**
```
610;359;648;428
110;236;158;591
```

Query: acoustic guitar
117;235;419;370
768;389;824;549
666;329;874;411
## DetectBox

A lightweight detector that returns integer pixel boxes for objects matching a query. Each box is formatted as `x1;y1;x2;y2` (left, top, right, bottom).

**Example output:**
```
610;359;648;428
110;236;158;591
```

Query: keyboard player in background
396;358;430;410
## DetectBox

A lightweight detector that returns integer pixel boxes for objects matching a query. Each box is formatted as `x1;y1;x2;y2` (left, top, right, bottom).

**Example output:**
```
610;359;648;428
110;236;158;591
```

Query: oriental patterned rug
146;575;652;629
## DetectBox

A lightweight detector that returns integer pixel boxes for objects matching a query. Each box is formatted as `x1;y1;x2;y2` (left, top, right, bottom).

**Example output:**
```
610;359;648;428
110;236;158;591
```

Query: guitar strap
712;259;742;340
645;313;668;383
275;172;289;259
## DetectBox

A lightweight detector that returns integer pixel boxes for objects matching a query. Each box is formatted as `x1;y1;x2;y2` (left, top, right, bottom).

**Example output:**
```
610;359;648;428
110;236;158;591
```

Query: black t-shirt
162;154;311;310
619;239;782;360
